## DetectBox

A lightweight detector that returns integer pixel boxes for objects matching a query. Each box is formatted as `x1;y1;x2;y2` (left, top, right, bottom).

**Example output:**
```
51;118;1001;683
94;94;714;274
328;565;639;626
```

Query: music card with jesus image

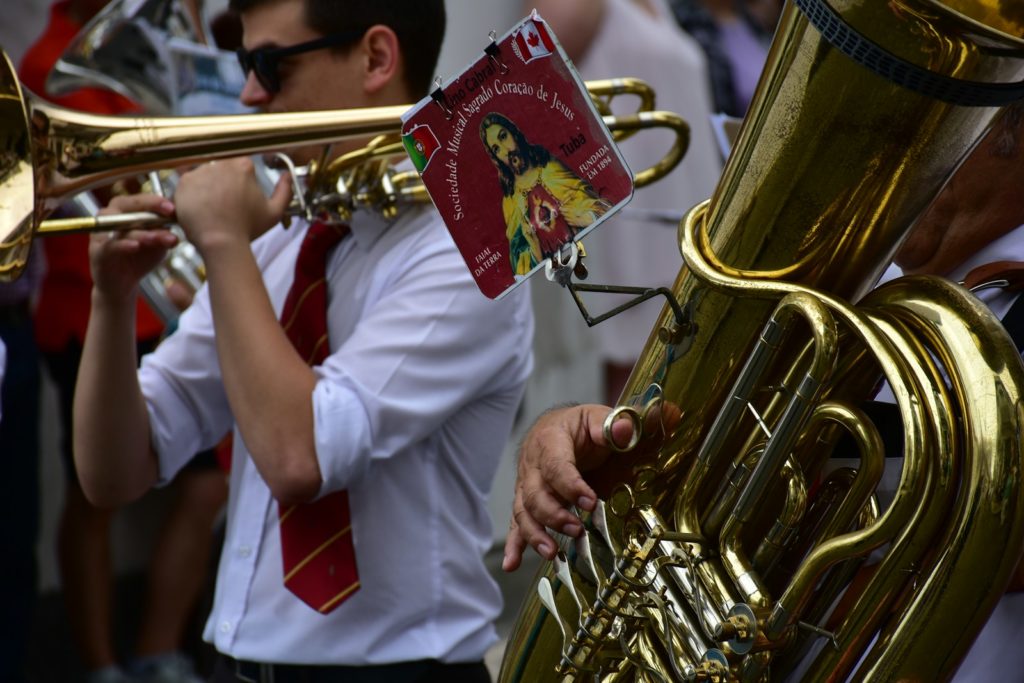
401;10;634;299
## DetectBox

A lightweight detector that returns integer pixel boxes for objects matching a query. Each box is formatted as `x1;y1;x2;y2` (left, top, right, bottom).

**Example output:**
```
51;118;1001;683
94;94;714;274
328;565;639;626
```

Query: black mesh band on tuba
795;0;1024;106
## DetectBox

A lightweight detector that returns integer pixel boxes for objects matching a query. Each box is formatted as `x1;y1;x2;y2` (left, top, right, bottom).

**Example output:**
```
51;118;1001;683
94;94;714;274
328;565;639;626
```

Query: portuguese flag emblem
402;124;441;172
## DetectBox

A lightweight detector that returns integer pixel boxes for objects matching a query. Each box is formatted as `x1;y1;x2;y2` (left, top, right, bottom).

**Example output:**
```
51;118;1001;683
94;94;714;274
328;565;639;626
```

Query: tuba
500;0;1024;681
45;0;242;116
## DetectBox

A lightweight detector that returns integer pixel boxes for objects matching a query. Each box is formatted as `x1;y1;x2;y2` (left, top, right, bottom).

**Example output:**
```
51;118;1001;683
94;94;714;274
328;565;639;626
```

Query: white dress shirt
138;202;534;665
943;223;1024;318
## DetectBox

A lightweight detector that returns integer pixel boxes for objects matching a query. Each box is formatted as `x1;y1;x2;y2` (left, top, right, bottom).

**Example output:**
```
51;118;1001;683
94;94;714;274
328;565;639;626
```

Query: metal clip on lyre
543;239;692;348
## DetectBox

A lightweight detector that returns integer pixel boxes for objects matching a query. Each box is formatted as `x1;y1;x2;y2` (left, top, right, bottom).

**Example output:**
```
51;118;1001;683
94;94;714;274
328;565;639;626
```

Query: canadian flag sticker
511;17;555;64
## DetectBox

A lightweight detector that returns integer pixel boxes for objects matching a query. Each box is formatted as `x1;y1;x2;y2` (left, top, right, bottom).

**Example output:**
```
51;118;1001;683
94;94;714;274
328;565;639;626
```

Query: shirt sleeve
310;222;534;493
139;229;294;484
138;280;234;485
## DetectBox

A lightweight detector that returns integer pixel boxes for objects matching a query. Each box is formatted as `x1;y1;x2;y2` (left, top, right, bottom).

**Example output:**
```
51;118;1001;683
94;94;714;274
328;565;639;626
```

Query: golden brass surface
0;46;406;280
0;57;687;281
498;0;1024;681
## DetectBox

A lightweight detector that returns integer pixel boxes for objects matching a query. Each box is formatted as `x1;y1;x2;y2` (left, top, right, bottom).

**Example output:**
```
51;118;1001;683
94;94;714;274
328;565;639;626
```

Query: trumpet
33;136;431;235
0;42;688;282
40;78;684;234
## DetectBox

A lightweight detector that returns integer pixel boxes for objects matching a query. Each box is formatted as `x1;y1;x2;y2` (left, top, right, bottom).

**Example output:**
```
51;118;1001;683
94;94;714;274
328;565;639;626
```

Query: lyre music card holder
401;10;634;299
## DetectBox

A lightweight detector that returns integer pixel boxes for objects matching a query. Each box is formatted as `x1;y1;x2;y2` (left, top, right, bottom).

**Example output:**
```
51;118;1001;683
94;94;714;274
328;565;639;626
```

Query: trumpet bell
1;52;38;282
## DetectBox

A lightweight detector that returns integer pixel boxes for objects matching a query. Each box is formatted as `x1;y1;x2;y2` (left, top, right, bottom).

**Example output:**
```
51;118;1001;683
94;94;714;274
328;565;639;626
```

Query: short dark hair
228;0;446;97
479;113;551;197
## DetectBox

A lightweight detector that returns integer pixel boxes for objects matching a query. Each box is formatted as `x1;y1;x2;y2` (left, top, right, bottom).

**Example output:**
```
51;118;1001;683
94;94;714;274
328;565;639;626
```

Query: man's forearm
73;290;158;506
203;240;322;504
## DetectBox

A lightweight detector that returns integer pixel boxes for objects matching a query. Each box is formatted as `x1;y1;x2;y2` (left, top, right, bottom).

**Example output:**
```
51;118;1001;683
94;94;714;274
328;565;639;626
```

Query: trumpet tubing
499;0;1024;681
0;51;688;282
0;47;406;280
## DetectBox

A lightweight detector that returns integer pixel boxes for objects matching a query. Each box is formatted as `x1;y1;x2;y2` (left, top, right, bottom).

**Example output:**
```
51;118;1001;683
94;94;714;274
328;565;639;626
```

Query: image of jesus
480;112;612;275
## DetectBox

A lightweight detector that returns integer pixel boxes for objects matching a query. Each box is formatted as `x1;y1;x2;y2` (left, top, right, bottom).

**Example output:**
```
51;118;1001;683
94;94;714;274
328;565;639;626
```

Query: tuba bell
45;0;243;116
500;0;1024;681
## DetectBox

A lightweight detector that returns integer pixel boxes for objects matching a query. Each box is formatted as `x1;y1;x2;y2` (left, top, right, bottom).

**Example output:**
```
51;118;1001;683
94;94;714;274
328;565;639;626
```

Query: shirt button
238;546;251;558
219;621;231;633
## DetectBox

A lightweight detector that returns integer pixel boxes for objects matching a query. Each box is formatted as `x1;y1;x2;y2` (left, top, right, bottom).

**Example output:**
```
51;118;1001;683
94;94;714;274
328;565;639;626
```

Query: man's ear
360;25;401;95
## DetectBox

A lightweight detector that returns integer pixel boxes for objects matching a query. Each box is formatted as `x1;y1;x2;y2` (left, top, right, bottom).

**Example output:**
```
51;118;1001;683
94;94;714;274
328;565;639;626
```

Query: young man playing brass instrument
72;1;535;681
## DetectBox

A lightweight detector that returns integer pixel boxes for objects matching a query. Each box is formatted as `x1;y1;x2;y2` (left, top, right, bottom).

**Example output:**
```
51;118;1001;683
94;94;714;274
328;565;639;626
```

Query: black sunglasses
236;29;366;93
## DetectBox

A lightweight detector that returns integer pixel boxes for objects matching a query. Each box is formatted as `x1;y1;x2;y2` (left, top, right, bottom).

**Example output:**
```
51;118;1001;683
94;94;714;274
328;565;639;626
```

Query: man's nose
239;71;271;108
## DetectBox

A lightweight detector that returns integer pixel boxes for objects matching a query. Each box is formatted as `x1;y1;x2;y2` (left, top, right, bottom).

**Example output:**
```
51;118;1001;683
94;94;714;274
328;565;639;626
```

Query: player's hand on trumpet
90;193;179;304
173;157;292;256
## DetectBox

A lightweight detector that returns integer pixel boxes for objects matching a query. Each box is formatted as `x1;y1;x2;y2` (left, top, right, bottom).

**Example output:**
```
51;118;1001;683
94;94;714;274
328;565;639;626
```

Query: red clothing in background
19;0;163;352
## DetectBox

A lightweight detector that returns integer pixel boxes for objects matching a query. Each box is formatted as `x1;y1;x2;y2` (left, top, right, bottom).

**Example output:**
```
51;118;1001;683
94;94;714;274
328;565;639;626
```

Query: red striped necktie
277;220;359;614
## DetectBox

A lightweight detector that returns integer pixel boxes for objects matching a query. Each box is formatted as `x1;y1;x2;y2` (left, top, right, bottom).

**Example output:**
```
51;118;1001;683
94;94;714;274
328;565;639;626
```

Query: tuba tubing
499;0;1024;681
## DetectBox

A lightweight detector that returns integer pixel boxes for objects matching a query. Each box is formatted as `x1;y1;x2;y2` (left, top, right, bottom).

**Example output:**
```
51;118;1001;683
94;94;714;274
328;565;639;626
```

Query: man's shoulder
365;206;454;259
353;207;473;287
387;208;532;303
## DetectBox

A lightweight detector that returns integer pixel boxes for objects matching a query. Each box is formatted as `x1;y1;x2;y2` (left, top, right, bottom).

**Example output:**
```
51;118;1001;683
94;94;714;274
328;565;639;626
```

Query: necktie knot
301;220;349;258
291;221;350;285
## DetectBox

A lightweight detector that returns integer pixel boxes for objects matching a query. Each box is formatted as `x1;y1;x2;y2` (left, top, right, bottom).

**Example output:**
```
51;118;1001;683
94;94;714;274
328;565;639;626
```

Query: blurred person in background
532;0;723;405
0;251;44;683
667;0;782;117
19;1;228;681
